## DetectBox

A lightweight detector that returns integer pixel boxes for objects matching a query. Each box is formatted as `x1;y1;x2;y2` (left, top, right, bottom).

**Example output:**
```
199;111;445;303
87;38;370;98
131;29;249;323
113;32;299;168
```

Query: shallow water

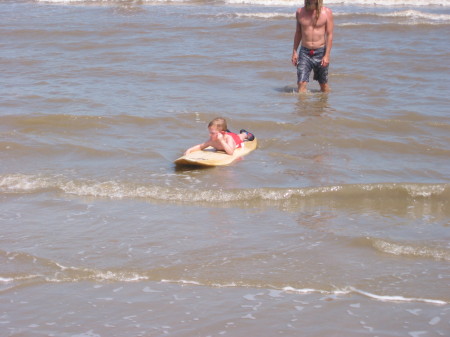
1;1;450;336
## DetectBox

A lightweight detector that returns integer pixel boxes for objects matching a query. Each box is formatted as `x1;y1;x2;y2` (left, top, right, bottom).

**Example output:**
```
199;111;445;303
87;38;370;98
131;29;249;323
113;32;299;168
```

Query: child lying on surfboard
184;117;255;156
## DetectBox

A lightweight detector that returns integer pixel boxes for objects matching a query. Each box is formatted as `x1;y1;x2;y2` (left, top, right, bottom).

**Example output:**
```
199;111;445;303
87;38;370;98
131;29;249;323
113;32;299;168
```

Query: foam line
349;287;447;305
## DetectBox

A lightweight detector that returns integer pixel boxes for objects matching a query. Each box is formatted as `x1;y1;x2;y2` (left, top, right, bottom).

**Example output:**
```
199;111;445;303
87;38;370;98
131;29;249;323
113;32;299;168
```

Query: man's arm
291;10;302;66
321;7;334;67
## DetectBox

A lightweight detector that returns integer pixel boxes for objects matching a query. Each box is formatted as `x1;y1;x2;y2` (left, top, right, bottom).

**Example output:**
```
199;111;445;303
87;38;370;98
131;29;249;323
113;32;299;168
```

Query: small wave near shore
1;173;449;204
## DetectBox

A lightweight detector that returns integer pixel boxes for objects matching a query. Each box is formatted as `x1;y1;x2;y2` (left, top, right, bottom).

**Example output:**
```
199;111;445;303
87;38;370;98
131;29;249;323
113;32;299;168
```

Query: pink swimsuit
226;132;243;148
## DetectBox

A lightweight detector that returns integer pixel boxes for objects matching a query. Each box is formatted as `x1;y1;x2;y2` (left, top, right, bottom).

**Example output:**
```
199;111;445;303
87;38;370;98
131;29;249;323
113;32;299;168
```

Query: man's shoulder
295;6;307;19
322;6;333;15
318;6;333;22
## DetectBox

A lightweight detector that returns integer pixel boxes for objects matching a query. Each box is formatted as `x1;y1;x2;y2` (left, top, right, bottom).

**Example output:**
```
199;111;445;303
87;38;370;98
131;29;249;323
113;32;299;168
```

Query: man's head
305;0;322;10
305;0;323;22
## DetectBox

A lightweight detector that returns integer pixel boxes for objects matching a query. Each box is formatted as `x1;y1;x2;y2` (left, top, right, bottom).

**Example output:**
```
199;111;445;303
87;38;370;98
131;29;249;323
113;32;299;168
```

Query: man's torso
297;7;329;50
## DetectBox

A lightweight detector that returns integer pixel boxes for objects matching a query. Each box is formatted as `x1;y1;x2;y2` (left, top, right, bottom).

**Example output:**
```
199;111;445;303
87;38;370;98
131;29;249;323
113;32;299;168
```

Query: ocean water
1;0;450;336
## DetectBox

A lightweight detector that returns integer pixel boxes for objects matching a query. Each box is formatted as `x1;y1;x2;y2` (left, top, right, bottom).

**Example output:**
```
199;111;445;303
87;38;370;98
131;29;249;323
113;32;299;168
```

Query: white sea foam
44;269;150;283
1;174;449;203
5;269;447;305
143;286;163;293
95;271;149;282
2;274;42;282
235;12;294;19
226;0;450;6
348;287;447;305
282;286;328;294
428;316;441;325
372;239;450;261
380;10;450;21
35;0;450;7
337;10;450;24
156;281;448;305
161;279;201;285
283;285;447;305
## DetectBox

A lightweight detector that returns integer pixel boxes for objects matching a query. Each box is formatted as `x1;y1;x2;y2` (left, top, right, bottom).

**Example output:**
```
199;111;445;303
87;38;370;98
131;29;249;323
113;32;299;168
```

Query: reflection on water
295;91;331;117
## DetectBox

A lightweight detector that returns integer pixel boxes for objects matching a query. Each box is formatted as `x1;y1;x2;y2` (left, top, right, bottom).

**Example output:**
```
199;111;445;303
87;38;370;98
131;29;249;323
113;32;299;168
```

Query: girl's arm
218;133;236;155
184;141;209;155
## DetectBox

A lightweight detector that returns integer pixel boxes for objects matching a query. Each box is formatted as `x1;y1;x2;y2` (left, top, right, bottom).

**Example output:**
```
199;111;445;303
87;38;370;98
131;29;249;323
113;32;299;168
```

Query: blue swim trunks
297;46;329;84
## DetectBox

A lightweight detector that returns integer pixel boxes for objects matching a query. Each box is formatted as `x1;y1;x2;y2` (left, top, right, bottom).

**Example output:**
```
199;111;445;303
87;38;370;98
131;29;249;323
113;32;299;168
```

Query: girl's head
208;117;227;132
208;117;227;140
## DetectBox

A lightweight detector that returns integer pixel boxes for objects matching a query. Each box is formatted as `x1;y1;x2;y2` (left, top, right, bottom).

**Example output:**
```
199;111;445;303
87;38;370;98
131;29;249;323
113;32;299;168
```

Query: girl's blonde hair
208;117;228;132
305;0;323;24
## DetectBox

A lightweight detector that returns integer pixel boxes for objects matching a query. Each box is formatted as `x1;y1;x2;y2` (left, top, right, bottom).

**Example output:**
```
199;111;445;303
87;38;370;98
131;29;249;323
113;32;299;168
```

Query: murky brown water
1;1;450;336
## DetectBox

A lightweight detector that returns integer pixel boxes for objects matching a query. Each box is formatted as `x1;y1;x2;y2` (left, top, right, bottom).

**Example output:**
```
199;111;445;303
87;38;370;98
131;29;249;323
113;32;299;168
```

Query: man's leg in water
320;82;330;92
298;81;308;93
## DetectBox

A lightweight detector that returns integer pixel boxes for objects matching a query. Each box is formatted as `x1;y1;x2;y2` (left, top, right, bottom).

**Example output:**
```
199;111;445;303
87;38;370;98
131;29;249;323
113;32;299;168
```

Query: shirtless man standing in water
291;0;334;92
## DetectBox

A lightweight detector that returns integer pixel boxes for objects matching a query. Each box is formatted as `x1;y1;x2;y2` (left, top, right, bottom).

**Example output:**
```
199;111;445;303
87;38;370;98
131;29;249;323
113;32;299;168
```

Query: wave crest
2;258;446;305
35;0;450;7
371;239;450;261
1;174;449;204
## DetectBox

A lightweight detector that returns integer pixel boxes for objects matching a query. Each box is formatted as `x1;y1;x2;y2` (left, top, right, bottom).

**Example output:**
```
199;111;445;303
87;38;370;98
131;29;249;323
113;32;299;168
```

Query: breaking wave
35;0;450;7
1;249;446;305
1;173;449;204
371;238;450;261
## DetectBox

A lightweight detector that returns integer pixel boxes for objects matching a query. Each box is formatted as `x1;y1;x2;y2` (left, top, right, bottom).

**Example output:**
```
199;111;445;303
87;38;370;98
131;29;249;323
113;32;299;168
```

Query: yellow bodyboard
174;139;258;167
